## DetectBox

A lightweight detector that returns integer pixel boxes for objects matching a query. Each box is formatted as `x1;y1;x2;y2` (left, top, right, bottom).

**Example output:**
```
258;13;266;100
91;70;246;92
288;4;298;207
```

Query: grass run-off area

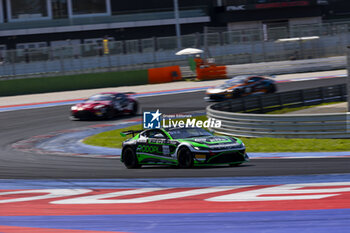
83;114;350;153
266;101;343;114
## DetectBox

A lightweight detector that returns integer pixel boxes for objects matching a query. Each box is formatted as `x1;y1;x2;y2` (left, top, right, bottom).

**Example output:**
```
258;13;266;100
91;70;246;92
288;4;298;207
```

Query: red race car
70;92;138;120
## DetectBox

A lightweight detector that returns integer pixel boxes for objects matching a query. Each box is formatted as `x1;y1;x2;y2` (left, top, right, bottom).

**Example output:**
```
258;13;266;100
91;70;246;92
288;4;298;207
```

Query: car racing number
136;138;171;157
136;144;162;154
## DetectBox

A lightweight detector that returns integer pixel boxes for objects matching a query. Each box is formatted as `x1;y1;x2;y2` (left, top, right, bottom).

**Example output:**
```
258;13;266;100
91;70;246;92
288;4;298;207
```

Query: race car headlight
193;146;209;151
234;139;245;148
94;105;106;110
71;106;78;110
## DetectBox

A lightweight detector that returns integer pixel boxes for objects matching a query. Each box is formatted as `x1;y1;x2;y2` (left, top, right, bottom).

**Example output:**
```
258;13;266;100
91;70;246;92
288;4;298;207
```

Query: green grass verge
0;70;148;97
83;115;350;152
265;102;343;114
84;124;142;149
242;137;349;152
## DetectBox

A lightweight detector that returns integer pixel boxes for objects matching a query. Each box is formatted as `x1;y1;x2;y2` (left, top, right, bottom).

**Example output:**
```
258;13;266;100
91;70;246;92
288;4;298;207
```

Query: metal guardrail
207;84;350;138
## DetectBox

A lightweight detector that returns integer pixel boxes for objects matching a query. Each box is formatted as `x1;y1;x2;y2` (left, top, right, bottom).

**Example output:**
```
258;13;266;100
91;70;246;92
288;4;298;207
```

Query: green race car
120;127;249;168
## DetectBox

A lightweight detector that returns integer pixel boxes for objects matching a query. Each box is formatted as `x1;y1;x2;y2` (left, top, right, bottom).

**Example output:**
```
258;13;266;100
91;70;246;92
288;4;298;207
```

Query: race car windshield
167;128;212;139
217;76;247;88
87;94;113;101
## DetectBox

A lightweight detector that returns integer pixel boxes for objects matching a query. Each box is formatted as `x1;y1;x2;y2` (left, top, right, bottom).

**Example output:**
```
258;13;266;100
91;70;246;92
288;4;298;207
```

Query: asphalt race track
0;77;349;179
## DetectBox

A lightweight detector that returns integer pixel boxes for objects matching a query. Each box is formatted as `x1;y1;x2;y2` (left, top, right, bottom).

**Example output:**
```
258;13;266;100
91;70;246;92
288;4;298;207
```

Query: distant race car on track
205;75;276;101
121;127;248;169
71;92;138;120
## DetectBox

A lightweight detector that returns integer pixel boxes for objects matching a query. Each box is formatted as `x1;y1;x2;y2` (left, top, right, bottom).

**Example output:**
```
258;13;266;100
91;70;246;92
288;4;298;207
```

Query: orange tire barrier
196;65;227;81
148;66;182;84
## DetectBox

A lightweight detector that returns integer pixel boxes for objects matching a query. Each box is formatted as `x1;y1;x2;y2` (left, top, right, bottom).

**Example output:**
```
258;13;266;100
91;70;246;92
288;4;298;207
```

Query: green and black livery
121;127;249;168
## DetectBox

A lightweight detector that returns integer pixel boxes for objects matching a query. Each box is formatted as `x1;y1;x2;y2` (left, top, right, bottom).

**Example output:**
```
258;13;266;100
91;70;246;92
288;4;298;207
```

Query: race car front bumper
204;94;227;102
193;149;248;165
71;109;105;119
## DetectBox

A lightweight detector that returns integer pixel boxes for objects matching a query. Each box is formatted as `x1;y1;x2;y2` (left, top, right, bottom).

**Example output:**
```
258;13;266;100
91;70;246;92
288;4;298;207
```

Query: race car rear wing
120;129;143;137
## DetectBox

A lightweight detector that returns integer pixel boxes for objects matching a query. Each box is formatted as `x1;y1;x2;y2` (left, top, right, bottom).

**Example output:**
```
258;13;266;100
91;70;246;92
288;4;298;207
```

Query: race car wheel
268;84;276;93
232;89;241;98
122;147;141;169
130;102;138;116
177;147;194;168
105;107;115;119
